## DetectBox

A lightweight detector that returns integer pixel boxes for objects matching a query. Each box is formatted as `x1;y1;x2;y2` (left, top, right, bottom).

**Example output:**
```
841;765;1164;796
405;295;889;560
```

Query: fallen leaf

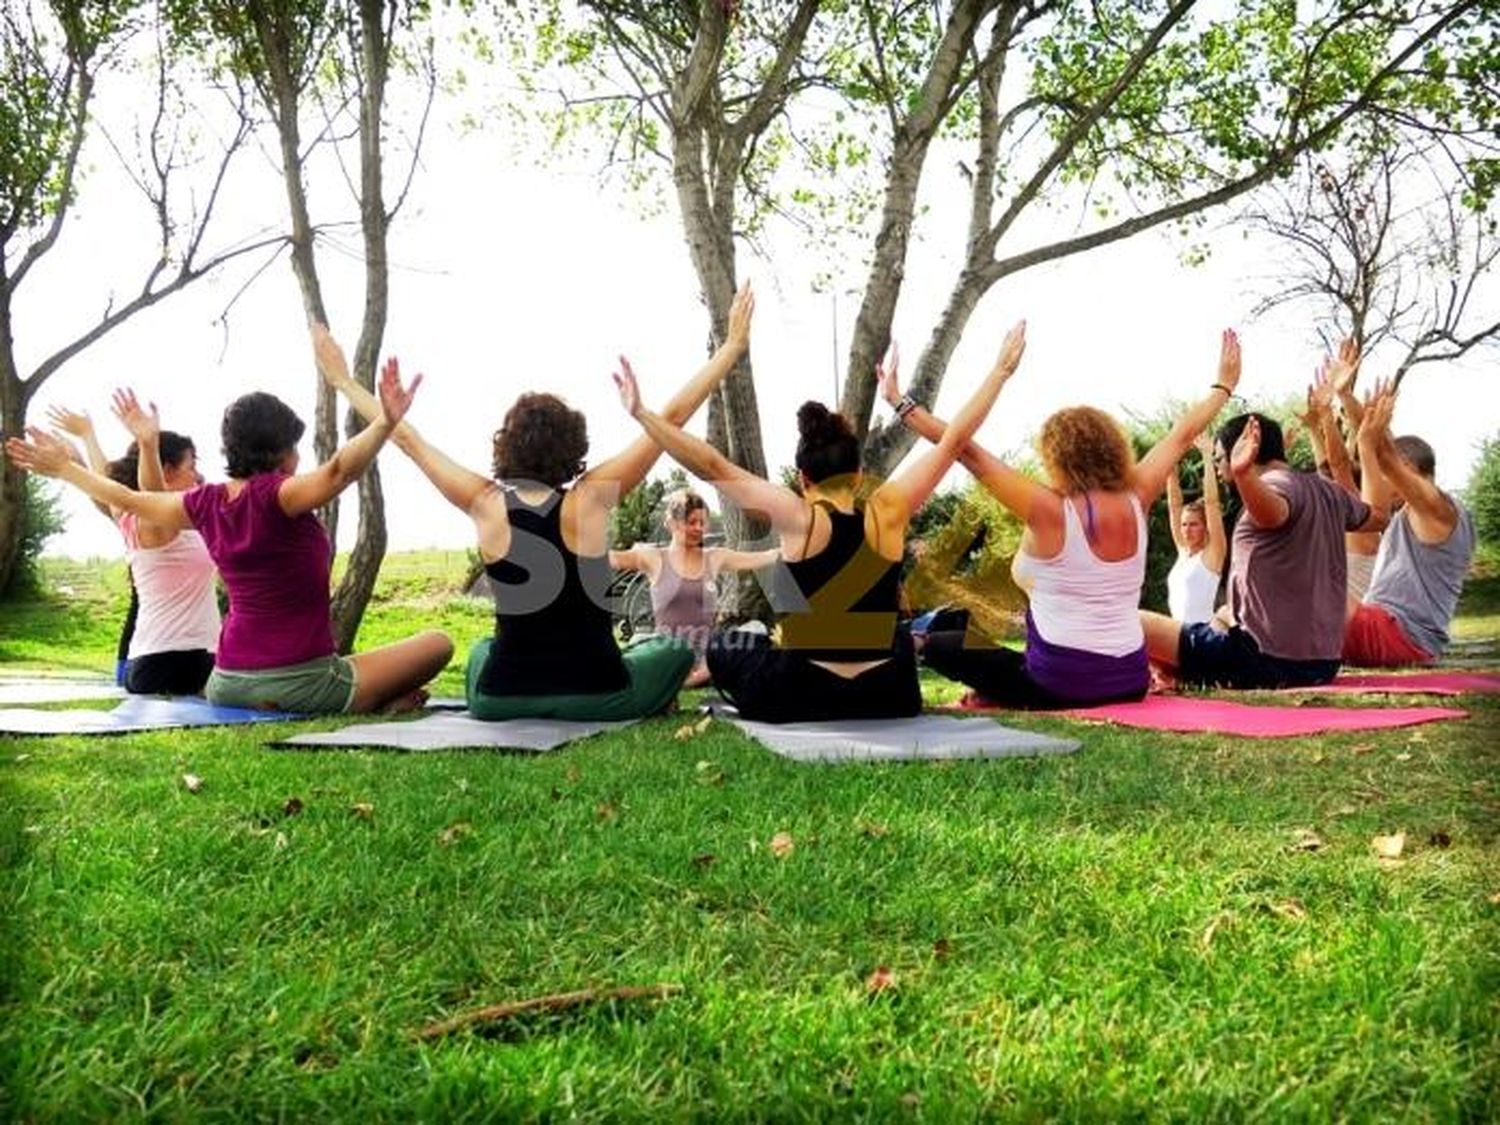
438;821;473;847
673;723;696;741
1350;743;1375;756
350;802;375;820
1352;786;1384;802
1428;830;1452;849
1269;898;1307;922
1201;913;1228;948
181;773;203;794
1407;730;1428;743
694;760;725;786
1288;829;1325;853
282;797;304;817
932;938;952;960
769;831;794;858
857;820;890;839
1489;892;1500;905
694;716;712;734
13;754;29;763
691;853;717;869
899;1092;921;1109
1371;832;1406;859
1332;805;1357;817
1393;752;1412;762
1310;752;1326;764
595;801;619;823
865;965;895;995
274;831;288;851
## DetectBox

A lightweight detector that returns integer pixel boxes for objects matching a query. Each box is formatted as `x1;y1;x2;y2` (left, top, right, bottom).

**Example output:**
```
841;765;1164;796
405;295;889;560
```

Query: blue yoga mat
0;695;302;735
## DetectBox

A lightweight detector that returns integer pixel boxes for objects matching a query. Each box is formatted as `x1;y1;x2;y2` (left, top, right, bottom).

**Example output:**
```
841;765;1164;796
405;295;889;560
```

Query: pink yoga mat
1285;671;1500;696
947;693;1466;738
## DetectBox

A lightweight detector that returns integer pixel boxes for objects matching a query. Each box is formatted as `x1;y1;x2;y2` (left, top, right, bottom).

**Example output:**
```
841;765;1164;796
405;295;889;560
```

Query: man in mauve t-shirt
1142;411;1388;689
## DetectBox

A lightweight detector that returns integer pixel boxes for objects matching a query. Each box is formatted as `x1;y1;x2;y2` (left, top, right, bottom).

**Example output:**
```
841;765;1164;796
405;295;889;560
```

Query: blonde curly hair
1037;406;1135;493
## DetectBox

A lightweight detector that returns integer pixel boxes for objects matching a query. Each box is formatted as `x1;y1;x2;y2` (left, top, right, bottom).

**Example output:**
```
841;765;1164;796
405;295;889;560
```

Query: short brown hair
1037;406;1134;493
1182;498;1206;520
491;393;588;487
665;488;708;521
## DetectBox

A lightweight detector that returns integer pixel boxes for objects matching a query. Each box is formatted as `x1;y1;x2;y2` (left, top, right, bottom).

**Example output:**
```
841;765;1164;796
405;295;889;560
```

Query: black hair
106;432;196;489
221;392;305;479
1393;435;1436;478
794;401;860;485
492;393;588;487
1215;412;1286;467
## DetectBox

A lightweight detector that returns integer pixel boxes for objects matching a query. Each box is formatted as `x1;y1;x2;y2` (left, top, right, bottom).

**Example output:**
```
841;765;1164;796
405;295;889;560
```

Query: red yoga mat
1286;671;1500;696
950;692;1466;738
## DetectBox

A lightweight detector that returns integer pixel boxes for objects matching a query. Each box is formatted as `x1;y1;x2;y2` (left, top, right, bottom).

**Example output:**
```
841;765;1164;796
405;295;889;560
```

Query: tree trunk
328;0;391;652
0;371;24;597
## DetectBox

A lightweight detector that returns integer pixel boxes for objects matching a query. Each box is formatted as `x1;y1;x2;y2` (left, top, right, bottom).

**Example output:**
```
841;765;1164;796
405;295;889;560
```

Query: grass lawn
2;553;1498;1119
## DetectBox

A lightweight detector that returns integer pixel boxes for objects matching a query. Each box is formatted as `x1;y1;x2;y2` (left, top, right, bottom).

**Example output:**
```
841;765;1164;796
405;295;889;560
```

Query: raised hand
612;356;643;418
725;281;755;353
1359;378;1397;441
1328;336;1361;396
311;322;353;389
1192;431;1215;461
5;427;78;478
1228;415;1261;478
876;341;902;408
376;356;423;427
110;387;160;446
1217;328;1242;394
45;405;94;439
996;319;1027;378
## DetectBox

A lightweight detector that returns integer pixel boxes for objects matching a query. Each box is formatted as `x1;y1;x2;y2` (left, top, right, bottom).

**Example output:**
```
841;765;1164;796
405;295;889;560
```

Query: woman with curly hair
882;330;1243;708
312;286;762;720
7;363;451;714
611;318;1027;723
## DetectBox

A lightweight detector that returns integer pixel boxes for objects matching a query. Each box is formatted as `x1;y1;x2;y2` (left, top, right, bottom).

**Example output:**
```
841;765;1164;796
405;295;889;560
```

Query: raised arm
1196;432;1227;574
1329;335;1364;433
1131;329;1241;504
110;389;166;492
878;335;1051;523
278;350;419;518
1166;472;1188;552
579;282;755;505
1226;417;1290;530
613;360;808;540
5;428;190;531
1363;383;1449;540
44;406;113;520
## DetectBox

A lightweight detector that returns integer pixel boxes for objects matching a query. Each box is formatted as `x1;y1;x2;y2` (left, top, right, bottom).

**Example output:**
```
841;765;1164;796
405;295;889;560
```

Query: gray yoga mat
273;711;632;752
723;713;1079;763
0;695;300;735
0;677;126;705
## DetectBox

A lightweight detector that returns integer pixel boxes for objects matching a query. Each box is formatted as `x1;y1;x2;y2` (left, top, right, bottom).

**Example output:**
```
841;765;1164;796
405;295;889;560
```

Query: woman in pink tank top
608;488;779;687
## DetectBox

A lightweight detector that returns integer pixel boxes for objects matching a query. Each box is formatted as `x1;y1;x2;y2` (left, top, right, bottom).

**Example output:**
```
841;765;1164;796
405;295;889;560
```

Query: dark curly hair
222;392;305;479
1038;406;1134;493
794;401;860;485
106;432;196;489
1215;412;1286;468
492;393;588;487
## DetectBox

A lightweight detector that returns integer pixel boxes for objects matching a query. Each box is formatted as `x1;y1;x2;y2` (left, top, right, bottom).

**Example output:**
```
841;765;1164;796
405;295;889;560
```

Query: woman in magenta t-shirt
7;363;451;714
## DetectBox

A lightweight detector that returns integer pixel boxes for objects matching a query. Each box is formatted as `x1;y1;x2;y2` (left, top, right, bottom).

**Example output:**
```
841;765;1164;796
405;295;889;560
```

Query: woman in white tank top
1165;432;1226;624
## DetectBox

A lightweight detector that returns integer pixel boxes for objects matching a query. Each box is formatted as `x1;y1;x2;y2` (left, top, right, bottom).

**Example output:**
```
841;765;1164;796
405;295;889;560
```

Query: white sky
19;28;1498;561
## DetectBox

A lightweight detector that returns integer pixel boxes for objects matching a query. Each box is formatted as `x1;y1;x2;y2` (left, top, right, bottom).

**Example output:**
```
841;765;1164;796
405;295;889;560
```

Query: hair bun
796;401;852;440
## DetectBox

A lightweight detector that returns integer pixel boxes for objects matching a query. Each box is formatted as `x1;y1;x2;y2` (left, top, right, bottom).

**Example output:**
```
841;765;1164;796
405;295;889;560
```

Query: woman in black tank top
611;321;1029;722
315;284;758;720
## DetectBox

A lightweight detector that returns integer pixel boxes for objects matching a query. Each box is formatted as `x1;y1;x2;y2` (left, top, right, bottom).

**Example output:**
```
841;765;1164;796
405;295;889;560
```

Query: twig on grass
414;984;683;1041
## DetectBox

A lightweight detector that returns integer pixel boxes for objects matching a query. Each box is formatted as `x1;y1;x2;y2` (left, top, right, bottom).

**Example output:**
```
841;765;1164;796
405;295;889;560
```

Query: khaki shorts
206;655;357;714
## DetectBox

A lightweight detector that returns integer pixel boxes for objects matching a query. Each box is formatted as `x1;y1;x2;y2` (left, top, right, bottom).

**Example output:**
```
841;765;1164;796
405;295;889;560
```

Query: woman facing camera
6;365;451;713
1165;432;1227;624
608;487;780;688
884;330;1243;708
611;320;1028;723
313;286;759;720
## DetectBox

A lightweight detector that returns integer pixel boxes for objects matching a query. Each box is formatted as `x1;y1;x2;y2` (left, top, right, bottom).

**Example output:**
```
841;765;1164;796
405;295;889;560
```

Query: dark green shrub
1467;431;1500;546
5;475;66;597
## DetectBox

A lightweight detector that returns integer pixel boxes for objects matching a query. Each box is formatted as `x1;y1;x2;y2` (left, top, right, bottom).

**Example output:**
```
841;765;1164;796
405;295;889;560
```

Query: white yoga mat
0;695;299;735
273;711;632;752
0;678;126;705
723;713;1079;763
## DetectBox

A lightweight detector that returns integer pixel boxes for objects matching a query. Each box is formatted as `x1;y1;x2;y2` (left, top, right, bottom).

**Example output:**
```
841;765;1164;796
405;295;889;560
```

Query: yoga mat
1284;671;1500;696
723;714;1078;763
273;711;632;752
0;678;126;705
1053;694;1466;737
0;695;300;735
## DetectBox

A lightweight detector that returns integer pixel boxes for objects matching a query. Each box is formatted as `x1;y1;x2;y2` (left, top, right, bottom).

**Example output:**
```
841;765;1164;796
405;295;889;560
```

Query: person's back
1363;500;1474;656
778;502;903;660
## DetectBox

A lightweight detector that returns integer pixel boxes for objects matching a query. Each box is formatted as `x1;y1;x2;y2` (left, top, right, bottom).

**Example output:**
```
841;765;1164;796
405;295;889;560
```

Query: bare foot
684;665;712;689
382;687;430;714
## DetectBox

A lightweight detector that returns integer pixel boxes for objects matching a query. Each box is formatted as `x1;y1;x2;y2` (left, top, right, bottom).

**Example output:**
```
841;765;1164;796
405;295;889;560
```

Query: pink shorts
1343;604;1434;668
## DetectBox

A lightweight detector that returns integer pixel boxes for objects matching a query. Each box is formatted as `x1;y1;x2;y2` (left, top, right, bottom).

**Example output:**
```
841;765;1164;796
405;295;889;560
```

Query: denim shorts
206;655;357;714
1177;623;1339;690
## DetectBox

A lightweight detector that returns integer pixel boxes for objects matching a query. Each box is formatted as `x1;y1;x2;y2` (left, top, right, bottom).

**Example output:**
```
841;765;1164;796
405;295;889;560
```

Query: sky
17;20;1498;562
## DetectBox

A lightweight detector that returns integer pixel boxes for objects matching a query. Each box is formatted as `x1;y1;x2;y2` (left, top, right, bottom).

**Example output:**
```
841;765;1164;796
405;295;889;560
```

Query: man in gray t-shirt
1344;391;1476;665
1143;411;1387;689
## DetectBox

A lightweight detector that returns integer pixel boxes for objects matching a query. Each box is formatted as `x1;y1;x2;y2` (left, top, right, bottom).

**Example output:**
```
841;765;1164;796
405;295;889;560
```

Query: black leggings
124;650;215;696
706;629;921;723
921;630;1145;711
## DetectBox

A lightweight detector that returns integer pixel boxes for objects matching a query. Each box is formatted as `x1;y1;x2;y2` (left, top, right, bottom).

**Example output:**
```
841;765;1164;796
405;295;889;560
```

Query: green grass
2;553;1499;1120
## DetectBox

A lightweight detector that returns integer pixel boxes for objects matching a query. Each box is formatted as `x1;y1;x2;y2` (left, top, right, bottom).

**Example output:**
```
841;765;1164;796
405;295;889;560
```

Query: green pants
465;634;694;721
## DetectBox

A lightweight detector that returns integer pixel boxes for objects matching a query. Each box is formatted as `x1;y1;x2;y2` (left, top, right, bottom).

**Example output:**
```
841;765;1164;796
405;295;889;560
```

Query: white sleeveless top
1167;551;1218;624
1011;493;1147;657
119;514;221;658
